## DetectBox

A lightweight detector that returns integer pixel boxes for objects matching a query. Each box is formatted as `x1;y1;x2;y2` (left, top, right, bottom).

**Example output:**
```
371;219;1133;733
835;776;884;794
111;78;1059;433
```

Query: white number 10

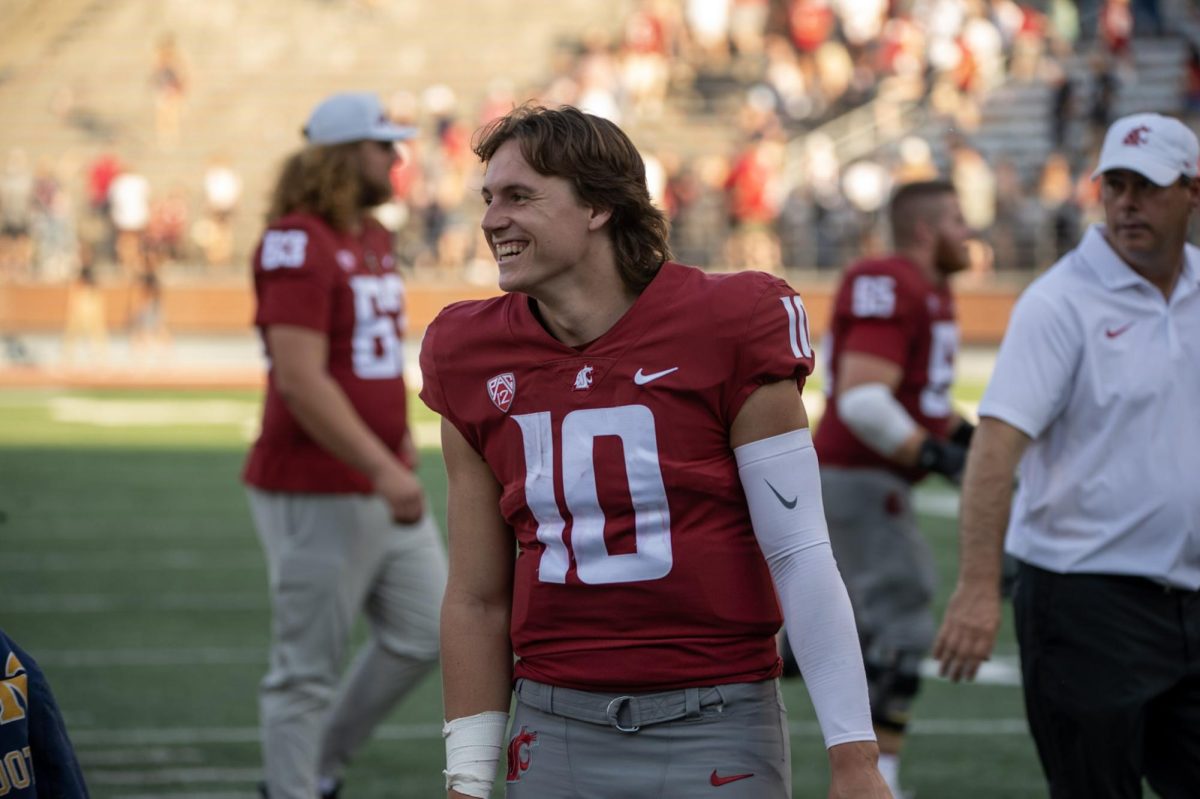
513;405;673;585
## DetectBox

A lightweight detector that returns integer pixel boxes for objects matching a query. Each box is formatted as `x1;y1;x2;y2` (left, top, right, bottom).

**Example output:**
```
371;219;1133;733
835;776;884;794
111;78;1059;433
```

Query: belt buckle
605;695;640;733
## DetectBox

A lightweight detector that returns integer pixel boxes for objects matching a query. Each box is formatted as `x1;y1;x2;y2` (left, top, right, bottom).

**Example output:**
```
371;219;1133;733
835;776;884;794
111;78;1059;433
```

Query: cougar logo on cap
1122;125;1151;147
1092;113;1200;187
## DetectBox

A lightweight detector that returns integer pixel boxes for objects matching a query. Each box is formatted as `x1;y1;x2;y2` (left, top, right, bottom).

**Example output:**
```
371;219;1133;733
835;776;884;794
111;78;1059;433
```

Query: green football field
0;387;1044;798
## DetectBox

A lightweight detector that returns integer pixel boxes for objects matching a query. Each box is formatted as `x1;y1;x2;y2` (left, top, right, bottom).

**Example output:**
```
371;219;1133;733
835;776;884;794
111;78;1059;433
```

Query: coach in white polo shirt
933;112;1200;798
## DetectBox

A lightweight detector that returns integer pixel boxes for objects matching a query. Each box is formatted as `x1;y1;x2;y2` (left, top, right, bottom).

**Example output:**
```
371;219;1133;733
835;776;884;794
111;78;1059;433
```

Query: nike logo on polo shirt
710;769;754;786
1105;322;1134;339
765;480;798;510
633;366;679;385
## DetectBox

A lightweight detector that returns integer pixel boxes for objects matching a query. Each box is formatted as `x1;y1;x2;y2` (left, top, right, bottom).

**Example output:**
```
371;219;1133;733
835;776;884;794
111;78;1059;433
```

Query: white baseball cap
303;92;417;146
1091;112;1199;187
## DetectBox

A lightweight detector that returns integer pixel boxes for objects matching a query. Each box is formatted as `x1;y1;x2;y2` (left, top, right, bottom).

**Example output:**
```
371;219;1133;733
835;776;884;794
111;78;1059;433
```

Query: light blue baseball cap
303;92;416;145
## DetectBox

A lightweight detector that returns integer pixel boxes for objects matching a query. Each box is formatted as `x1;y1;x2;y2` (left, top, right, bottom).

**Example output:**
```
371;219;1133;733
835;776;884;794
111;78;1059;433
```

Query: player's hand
372;459;425;524
827;741;892;798
932;581;1001;682
916;437;967;483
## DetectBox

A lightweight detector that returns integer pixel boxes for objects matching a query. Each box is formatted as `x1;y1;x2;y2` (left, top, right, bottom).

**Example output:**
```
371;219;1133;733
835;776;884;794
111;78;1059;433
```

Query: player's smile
493;238;528;263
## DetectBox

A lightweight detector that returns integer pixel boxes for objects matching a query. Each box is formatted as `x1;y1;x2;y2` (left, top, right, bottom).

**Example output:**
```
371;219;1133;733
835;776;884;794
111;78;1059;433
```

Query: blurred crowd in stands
1;0;1197;303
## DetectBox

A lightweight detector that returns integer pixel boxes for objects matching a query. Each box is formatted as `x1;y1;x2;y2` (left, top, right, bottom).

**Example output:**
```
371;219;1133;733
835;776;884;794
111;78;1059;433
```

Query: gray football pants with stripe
247;488;447;799
819;467;937;656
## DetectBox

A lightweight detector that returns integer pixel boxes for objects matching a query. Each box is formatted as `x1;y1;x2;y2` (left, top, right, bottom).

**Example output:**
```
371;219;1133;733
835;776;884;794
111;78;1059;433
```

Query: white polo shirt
979;224;1200;590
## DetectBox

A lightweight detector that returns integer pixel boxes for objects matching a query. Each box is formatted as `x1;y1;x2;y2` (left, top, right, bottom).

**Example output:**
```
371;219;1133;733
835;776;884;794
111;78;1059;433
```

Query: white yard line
71;724;442;747
87;768;264;785
38;643;1022;685
921;655;1022;686
5;594;264;613
36;647;267;666
0;551;261;571
111;794;250;799
112;794;250;799
913;489;960;519
80;747;205;766
38;644;1021;684
48;397;259;428
72;715;1027;753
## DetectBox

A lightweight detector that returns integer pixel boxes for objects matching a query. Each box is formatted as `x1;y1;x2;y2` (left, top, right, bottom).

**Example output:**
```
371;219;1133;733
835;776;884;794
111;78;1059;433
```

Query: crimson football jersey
420;262;816;692
243;212;411;494
813;255;958;482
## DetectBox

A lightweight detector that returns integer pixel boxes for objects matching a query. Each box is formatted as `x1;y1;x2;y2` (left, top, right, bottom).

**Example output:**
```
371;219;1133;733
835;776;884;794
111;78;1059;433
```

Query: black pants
1013;562;1200;798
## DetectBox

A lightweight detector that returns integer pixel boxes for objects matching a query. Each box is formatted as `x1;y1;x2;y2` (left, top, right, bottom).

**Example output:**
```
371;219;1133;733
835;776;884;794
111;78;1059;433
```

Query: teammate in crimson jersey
423;105;888;799
811;180;975;798
243;92;447;799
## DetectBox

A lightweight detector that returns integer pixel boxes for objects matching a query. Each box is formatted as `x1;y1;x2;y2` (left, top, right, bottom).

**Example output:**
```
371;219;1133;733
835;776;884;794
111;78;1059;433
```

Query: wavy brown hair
266;143;365;232
473;104;671;292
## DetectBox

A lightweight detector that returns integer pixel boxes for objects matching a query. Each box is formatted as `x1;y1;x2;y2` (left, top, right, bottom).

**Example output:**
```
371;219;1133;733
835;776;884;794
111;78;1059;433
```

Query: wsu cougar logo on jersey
506;726;538;783
573;365;594;391
488;372;516;413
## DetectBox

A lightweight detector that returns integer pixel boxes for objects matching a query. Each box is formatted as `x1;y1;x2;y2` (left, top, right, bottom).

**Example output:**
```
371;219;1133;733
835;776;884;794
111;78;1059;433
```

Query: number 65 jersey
420;262;815;692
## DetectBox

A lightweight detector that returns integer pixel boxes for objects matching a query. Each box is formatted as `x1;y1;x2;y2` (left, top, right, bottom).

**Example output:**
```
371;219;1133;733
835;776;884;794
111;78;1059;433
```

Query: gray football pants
820;467;937;657
247;488;447;799
505;678;791;798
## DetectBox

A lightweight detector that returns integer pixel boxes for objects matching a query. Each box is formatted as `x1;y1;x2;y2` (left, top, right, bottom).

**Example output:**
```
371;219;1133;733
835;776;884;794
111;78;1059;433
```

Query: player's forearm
441;592;514;719
772;547;876;747
889;427;927;467
276;369;403;481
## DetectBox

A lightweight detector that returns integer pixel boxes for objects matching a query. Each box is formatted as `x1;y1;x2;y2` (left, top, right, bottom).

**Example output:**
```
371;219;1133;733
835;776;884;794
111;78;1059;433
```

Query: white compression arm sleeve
734;429;875;748
443;711;509;798
837;382;917;457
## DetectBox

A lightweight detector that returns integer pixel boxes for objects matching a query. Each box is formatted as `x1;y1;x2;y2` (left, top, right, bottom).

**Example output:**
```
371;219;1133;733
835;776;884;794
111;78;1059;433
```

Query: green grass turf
0;387;1039;798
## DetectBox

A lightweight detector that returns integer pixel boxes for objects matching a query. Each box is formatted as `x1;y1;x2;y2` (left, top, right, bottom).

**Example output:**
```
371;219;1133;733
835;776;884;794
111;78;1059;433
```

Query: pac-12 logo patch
487;372;516;413
506;726;539;783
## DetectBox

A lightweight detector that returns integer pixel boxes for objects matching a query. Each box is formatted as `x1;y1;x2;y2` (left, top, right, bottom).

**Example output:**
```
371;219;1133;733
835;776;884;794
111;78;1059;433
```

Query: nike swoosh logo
1105;322;1134;339
633;367;679;385
710;769;754;786
765;480;797;509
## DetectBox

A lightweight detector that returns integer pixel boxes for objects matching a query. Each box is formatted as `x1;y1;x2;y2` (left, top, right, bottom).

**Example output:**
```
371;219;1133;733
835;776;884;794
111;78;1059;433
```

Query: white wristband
443;711;509;798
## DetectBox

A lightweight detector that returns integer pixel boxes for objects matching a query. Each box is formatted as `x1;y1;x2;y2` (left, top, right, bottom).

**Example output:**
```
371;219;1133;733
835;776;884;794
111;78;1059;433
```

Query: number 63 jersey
244;212;410;494
420;262;816;692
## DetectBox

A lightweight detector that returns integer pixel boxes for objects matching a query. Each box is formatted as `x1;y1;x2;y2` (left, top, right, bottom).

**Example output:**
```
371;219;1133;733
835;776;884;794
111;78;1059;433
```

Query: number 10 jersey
420;262;816;692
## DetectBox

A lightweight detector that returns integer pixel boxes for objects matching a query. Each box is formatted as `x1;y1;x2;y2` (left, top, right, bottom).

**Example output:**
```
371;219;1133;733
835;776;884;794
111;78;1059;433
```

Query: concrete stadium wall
0;279;1021;345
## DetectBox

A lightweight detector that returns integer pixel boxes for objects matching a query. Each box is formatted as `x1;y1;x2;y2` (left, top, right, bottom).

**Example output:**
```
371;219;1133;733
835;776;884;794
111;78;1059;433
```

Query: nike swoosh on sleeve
764;479;798;509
